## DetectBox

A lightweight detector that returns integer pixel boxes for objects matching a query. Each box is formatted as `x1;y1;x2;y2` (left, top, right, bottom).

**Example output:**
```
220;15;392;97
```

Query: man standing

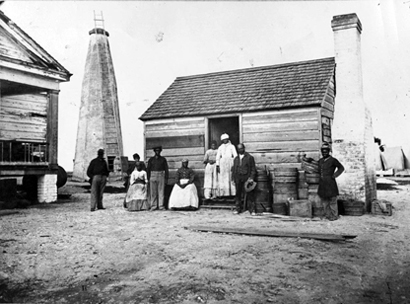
147;146;169;211
87;149;110;212
317;143;345;221
231;143;256;215
216;133;237;197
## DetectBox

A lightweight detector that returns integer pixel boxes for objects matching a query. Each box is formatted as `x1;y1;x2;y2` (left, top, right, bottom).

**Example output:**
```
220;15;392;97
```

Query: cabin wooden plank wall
0;93;48;141
242;108;322;171
321;77;335;145
144;117;206;194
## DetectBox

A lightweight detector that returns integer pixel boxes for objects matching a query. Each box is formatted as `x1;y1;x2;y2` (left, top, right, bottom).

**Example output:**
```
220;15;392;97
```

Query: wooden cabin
0;11;71;203
139;57;335;197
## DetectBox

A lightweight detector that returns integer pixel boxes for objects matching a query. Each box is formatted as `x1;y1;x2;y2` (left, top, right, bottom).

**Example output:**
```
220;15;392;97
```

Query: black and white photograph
1;0;410;303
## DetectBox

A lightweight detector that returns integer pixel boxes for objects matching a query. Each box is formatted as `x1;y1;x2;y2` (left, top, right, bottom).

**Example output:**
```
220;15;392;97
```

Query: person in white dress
203;140;218;199
123;161;149;211
168;159;199;210
216;133;237;196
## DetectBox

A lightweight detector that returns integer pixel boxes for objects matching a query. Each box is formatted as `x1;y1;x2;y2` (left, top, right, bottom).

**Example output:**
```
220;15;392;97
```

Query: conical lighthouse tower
73;12;124;182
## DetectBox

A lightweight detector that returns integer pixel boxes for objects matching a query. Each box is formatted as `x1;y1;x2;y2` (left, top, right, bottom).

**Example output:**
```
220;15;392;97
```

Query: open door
208;116;240;149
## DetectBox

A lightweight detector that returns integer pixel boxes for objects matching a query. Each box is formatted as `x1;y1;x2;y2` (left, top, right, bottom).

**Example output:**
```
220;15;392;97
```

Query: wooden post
47;90;59;170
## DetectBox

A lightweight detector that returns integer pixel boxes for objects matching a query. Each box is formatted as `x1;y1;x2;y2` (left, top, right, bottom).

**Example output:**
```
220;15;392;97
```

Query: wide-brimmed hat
152;146;162;151
321;143;331;151
182;158;189;163
220;133;229;140
244;179;257;192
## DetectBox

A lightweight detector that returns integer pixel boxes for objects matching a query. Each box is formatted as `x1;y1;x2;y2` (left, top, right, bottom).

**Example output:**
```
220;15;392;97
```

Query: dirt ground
1;178;410;304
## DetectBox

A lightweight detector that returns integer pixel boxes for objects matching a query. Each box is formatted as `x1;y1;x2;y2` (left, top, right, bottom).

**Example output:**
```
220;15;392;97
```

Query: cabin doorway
208;116;240;149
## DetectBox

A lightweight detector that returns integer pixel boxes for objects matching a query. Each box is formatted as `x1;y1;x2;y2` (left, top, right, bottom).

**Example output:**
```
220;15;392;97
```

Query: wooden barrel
305;172;320;184
254;170;272;213
57;165;68;188
297;170;309;199
308;183;322;217
272;202;287;215
271;168;298;204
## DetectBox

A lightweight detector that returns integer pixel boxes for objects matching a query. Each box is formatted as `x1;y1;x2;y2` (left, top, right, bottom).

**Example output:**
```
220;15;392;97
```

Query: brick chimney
72;27;124;182
331;13;377;210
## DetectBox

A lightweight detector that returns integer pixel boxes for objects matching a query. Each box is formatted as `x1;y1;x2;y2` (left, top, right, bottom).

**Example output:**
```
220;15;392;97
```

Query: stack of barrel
254;169;272;213
301;157;322;217
270;167;298;215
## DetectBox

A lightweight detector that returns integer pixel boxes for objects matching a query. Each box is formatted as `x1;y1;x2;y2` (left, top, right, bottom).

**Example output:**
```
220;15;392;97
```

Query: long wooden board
146;135;204;150
245;140;318;153
243;130;319;143
145;128;204;138
243;121;319;133
242;109;318;123
186;225;355;241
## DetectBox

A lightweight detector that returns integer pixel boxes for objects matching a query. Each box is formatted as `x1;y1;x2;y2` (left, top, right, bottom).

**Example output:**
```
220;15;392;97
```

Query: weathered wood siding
321;76;335;144
0;27;32;62
0;93;48;141
242;108;322;170
144;117;206;193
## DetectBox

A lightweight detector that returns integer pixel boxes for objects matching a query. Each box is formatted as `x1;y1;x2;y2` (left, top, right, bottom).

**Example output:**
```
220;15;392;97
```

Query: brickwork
37;174;57;203
331;13;377;210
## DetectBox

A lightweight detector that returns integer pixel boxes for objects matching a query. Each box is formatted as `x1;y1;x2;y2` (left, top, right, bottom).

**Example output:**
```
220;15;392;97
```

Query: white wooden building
0;10;71;203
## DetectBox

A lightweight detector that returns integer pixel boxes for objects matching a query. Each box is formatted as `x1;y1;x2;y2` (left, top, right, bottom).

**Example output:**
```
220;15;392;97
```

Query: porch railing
0;140;49;163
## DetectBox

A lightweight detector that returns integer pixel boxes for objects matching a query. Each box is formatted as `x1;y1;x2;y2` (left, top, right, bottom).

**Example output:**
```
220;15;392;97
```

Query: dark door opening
208;116;240;149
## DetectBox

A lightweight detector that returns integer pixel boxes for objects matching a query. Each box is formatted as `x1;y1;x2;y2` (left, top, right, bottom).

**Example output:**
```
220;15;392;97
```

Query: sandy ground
1;179;410;304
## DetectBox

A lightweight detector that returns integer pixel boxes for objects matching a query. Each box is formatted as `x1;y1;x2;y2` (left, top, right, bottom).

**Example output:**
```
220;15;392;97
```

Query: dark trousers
91;175;107;210
234;179;255;213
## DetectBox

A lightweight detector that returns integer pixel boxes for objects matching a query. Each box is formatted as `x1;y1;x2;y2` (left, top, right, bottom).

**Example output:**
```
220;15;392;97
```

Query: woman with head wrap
216;133;237;196
203;140;219;199
168;159;199;210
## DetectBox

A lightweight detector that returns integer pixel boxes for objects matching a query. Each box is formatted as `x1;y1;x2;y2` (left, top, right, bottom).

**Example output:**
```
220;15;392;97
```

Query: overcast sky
2;0;410;171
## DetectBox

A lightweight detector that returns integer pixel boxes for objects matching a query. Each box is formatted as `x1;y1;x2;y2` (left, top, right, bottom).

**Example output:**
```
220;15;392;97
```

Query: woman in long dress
168;159;199;210
203;140;218;199
124;161;149;211
216;133;237;196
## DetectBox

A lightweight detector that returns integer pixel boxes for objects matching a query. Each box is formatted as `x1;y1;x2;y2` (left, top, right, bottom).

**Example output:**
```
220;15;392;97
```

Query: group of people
86;134;345;221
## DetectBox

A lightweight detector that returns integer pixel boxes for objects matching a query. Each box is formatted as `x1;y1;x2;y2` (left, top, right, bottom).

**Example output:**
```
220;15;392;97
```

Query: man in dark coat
317;143;345;221
147;146;169;211
87;149;110;212
231;143;256;215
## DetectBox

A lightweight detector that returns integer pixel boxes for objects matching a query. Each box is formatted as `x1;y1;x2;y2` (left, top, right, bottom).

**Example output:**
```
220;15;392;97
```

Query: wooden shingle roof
140;57;335;121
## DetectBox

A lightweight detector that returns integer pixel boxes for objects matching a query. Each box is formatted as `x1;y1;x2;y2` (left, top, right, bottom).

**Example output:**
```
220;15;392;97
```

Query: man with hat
87;148;110;212
231;143;257;215
317;142;345;221
147;146;169;211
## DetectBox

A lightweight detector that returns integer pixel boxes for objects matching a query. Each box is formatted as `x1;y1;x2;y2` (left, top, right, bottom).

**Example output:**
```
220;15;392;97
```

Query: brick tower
331;13;377;210
73;13;124;181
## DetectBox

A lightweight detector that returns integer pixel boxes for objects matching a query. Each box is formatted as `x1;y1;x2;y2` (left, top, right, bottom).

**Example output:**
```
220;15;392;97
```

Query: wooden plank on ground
186;225;355;241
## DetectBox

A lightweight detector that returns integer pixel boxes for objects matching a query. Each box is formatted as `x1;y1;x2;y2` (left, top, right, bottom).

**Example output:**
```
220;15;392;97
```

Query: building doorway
208;116;240;149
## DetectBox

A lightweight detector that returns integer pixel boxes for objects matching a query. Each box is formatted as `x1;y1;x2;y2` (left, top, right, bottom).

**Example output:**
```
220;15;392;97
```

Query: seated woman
123;161;149;211
168;159;199;210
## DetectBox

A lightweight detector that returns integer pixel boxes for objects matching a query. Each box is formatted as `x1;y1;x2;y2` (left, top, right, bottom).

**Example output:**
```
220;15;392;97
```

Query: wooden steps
200;197;236;210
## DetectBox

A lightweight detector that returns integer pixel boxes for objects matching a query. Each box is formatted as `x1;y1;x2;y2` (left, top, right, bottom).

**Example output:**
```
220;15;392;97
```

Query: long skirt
124;182;149;211
204;163;218;199
168;179;199;209
218;157;236;196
